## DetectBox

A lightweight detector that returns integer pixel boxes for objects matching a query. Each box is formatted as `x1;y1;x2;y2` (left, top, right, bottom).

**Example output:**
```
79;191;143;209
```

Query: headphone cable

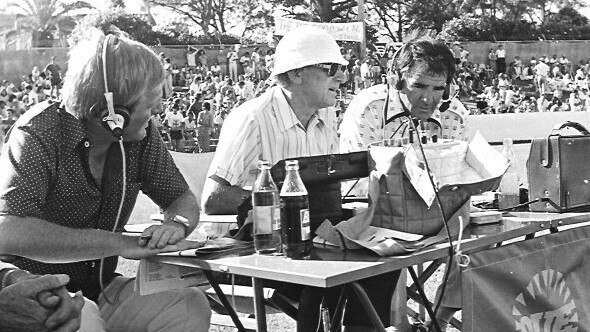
99;138;127;305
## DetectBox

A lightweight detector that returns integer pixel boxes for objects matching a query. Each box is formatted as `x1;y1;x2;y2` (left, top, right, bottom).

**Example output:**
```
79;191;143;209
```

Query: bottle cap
258;159;270;168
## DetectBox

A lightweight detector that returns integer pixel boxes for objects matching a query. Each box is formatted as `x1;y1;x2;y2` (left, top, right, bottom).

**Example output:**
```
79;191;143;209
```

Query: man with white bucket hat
202;25;347;214
203;26;395;331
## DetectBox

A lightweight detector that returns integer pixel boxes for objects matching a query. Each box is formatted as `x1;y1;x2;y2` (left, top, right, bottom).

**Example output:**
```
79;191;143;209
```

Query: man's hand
122;238;204;260
138;223;186;249
0;274;84;332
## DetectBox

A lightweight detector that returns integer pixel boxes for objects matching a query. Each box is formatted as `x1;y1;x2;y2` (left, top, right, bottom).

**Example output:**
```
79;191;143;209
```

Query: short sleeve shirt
164;111;184;129
339;84;469;153
207;86;339;188
0;101;189;300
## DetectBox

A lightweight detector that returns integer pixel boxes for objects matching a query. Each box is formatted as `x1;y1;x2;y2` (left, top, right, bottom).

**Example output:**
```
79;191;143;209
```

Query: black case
527;121;590;212
271;152;369;233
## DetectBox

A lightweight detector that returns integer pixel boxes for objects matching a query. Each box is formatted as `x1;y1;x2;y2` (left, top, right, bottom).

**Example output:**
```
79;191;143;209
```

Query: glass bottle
499;138;520;209
252;160;281;254
279;160;311;259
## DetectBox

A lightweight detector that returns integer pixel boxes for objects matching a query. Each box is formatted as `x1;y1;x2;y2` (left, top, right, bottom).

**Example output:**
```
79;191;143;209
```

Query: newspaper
136;258;209;296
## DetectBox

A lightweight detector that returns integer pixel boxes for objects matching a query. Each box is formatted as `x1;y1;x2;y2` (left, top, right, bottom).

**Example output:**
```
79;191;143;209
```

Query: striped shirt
340;84;469;153
208;85;339;188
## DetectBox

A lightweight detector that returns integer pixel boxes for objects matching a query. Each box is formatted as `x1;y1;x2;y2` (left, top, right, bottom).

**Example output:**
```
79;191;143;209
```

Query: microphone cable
401;98;455;332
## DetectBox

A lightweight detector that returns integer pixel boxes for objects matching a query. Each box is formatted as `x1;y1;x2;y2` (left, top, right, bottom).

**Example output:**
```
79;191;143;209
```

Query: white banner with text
274;16;364;42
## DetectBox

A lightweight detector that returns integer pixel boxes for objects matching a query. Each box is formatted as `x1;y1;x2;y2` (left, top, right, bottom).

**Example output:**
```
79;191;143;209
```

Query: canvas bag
370;133;506;236
316;133;507;256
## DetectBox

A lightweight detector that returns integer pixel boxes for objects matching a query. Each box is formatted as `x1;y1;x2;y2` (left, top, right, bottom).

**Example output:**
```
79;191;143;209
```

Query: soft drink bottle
279;160;311;259
252;160;281;254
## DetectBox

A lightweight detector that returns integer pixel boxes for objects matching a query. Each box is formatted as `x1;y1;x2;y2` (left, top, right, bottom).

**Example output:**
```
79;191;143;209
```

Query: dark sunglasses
311;63;347;76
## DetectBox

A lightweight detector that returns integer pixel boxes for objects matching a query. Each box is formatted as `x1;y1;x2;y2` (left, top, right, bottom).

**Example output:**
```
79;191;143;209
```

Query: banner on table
462;225;590;332
274;16;364;42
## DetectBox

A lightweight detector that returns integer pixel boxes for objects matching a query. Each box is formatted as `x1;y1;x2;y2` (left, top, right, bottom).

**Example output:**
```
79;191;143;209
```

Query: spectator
534;59;550;94
44;56;62;99
197;49;208;72
164;99;185;151
182;111;198;152
227;46;239;82
197;101;214;152
210;61;222;78
495;44;506;74
361;58;372;88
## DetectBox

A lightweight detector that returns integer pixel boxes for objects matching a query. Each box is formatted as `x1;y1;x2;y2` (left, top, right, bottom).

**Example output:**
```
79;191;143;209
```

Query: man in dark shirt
0;32;210;331
44;56;62;100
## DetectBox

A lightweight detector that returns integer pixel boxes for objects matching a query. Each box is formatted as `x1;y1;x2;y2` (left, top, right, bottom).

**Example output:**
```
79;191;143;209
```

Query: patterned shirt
0;101;188;300
208;85;339;188
340;84;469;153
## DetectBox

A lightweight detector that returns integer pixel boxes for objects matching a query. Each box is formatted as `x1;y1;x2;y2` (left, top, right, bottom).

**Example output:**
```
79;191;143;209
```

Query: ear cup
101;107;130;132
439;100;451;112
442;84;450;100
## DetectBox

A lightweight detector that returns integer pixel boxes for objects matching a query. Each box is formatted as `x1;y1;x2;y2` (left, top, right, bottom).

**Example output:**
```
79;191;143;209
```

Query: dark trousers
496;58;506;74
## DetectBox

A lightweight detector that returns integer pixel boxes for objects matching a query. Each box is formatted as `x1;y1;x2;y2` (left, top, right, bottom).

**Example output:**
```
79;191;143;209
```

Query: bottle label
272;208;281;231
253;206;274;235
300;209;310;240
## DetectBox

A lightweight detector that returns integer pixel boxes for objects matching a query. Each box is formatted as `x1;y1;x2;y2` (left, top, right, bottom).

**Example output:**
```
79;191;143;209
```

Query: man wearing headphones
340;37;469;332
340;37;468;154
0;31;210;331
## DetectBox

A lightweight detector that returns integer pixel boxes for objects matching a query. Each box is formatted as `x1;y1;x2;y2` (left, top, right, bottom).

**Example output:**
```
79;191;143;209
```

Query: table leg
348;282;386;332
202;270;248;332
407;267;442;332
252;277;267;332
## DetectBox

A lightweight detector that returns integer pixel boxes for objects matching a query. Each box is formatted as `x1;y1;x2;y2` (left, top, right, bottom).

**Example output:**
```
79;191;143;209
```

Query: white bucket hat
270;26;348;78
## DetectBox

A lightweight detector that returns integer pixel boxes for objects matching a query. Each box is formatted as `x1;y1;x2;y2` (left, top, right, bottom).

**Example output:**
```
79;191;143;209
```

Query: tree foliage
69;10;245;46
147;0;274;42
4;0;94;46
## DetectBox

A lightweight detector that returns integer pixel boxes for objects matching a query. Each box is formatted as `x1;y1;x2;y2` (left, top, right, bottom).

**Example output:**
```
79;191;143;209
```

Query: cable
99;138;127;305
401;100;455;332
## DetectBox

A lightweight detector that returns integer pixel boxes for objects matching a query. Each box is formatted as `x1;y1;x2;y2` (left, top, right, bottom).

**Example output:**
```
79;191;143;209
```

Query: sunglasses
311;63;347;76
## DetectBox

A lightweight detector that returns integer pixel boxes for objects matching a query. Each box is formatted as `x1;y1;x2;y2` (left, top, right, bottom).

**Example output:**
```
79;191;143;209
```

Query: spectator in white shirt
534;59;550;94
495;44;506;74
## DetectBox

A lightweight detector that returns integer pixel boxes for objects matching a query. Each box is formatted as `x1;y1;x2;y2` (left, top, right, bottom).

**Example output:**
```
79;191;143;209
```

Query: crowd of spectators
451;44;590;114
3;43;590;155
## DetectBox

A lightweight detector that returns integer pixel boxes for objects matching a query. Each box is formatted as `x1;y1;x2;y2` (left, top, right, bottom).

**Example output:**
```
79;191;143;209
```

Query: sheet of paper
136;258;208;296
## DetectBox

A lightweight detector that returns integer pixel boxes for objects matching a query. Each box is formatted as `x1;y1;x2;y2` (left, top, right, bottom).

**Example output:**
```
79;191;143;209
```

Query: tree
4;0;94;47
70;11;175;45
404;0;458;32
267;0;357;22
148;0;217;36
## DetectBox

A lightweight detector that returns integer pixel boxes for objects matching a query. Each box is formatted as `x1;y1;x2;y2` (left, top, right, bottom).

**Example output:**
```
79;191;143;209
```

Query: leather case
271;152;369;232
527;121;590;212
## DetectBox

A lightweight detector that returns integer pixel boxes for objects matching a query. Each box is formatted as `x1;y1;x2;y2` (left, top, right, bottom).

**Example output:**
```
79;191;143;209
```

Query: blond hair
62;29;164;119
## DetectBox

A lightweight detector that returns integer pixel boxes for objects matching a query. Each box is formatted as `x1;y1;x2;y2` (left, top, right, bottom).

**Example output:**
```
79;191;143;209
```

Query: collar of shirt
60;107;87;153
272;86;326;132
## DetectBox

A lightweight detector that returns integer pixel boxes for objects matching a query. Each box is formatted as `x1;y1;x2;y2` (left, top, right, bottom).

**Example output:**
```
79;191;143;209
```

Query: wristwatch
171;215;190;235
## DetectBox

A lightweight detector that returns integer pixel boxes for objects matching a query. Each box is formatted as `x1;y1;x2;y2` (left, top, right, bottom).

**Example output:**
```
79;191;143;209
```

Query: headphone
100;34;130;138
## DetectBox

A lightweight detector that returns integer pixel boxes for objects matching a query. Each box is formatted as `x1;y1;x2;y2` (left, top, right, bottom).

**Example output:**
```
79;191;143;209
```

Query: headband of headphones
100;34;129;138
